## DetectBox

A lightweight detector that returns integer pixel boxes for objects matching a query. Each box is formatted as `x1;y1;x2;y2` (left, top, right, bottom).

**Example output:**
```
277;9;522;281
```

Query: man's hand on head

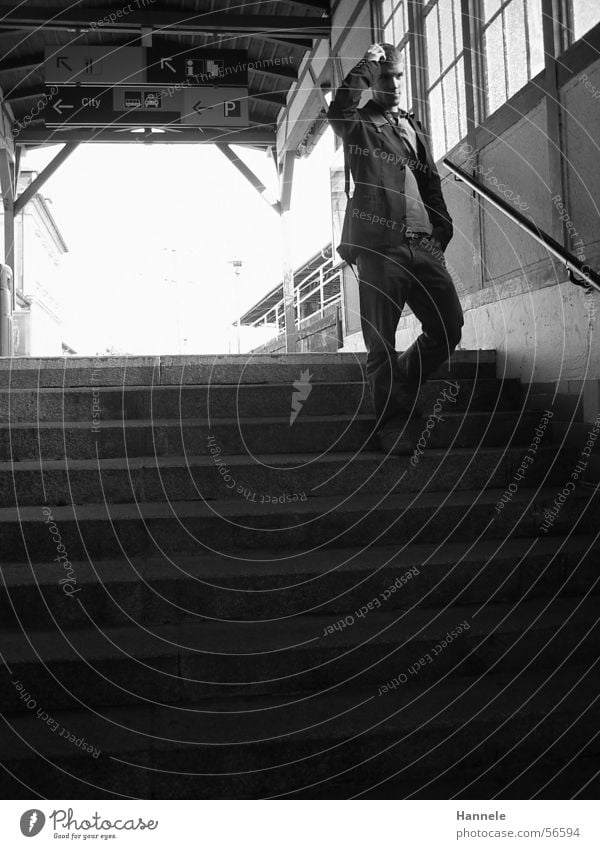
365;44;386;63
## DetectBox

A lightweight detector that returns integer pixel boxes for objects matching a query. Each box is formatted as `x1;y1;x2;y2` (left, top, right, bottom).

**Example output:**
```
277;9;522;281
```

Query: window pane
506;0;528;97
439;0;455;70
527;0;545;76
484;0;503;21
457;56;467;139
394;0;407;33
384;20;395;43
443;66;460;151
429;81;445;161
400;43;412;111
425;7;441;81
484;15;507;113
571;0;600;40
453;0;464;56
381;0;394;26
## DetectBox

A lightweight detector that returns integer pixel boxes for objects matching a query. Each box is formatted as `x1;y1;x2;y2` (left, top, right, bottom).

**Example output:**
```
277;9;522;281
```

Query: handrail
442;158;600;294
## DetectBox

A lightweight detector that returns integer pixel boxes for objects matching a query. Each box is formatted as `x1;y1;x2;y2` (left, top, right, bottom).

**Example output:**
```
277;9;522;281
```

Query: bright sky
24;129;336;355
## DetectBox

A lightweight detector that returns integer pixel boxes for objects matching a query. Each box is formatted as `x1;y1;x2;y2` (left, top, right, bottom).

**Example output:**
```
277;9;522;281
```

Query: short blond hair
380;43;403;64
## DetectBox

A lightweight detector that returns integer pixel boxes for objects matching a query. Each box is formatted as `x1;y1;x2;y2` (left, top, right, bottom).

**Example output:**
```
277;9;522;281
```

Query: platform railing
252;249;344;334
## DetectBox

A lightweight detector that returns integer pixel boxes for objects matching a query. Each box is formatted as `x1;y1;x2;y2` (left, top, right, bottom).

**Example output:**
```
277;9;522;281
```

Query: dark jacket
327;57;453;262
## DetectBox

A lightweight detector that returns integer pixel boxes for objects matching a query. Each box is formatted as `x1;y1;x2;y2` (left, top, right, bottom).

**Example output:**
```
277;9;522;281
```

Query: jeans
356;238;464;431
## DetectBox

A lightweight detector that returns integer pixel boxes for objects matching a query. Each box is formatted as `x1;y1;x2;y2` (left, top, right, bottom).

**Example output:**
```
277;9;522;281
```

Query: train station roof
0;0;330;149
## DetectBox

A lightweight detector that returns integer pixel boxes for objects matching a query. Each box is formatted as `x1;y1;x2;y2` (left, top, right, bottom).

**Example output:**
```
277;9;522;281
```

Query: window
380;0;412;112
424;0;467;160
483;0;545;116
569;0;600;41
375;0;549;161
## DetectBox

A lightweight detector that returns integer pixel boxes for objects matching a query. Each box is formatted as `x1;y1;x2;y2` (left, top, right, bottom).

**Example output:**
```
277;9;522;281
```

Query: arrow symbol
52;100;74;115
160;57;176;73
56;56;72;71
193;99;204;115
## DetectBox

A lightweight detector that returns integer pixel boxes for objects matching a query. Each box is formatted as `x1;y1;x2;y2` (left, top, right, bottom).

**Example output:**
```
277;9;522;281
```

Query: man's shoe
378;427;415;456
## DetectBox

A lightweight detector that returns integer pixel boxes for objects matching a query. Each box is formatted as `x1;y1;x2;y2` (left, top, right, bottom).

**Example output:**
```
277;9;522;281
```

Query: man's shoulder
357;100;387;126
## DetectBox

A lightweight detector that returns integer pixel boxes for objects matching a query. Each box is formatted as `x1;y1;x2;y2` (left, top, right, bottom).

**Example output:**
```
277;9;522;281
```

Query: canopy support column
217;144;281;214
280;151;297;353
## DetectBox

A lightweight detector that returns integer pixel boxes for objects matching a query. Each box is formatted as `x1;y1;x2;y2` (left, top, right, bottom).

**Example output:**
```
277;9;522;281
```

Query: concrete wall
562;60;600;252
251;305;341;353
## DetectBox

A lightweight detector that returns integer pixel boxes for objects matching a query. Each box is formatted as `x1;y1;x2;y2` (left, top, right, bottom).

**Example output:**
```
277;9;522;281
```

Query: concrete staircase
0;352;599;799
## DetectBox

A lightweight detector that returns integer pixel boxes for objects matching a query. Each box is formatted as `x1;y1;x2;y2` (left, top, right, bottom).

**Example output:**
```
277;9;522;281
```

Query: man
328;42;463;454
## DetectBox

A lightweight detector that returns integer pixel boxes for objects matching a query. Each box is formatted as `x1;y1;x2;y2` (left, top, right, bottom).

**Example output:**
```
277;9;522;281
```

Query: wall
251;305;341;353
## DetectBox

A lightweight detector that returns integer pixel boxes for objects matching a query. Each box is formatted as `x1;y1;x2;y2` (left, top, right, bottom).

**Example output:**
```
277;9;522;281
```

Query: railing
443;158;600;294
252;249;344;333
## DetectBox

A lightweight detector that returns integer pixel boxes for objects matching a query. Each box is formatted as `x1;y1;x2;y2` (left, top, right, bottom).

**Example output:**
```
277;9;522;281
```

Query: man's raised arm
327;44;386;140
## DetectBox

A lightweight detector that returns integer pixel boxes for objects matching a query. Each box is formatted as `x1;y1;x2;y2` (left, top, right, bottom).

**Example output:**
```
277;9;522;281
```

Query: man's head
371;43;404;112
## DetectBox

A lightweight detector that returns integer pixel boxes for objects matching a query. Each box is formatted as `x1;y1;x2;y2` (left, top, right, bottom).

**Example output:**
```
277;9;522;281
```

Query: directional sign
41;87;180;126
45;47;248;87
45;47;146;86
180;88;248;127
146;48;248;86
42;86;248;127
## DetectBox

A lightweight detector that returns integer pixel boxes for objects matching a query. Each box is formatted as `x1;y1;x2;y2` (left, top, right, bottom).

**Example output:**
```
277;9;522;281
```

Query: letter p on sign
224;100;241;118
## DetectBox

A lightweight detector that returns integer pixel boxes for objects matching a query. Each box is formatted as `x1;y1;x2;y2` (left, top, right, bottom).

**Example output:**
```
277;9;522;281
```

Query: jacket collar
361;99;436;170
362;99;413;127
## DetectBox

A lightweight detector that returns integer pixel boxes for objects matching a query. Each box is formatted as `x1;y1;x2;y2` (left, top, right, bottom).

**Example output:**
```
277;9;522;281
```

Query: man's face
372;60;404;110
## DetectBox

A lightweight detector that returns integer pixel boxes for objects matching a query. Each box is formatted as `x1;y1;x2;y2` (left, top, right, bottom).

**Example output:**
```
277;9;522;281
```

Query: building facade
0;170;70;355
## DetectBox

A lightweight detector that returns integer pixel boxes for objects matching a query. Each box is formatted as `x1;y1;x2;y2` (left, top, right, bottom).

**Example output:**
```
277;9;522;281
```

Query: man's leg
356;249;419;432
397;242;464;388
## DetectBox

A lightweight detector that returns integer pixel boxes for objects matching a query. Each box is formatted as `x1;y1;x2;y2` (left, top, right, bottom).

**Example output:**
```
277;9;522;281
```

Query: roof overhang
0;1;331;150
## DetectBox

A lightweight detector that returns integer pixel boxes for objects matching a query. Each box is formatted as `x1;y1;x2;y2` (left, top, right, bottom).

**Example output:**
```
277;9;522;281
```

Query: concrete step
2;486;597;560
2;595;599;714
0;410;553;461
0;350;497;388
1;444;572;507
2;535;597;631
294;755;600;800
0;662;596;798
0;378;520;424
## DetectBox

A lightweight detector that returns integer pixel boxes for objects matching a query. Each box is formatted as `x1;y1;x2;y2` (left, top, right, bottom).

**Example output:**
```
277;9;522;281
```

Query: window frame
375;0;559;156
379;1;414;113
423;0;467;158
